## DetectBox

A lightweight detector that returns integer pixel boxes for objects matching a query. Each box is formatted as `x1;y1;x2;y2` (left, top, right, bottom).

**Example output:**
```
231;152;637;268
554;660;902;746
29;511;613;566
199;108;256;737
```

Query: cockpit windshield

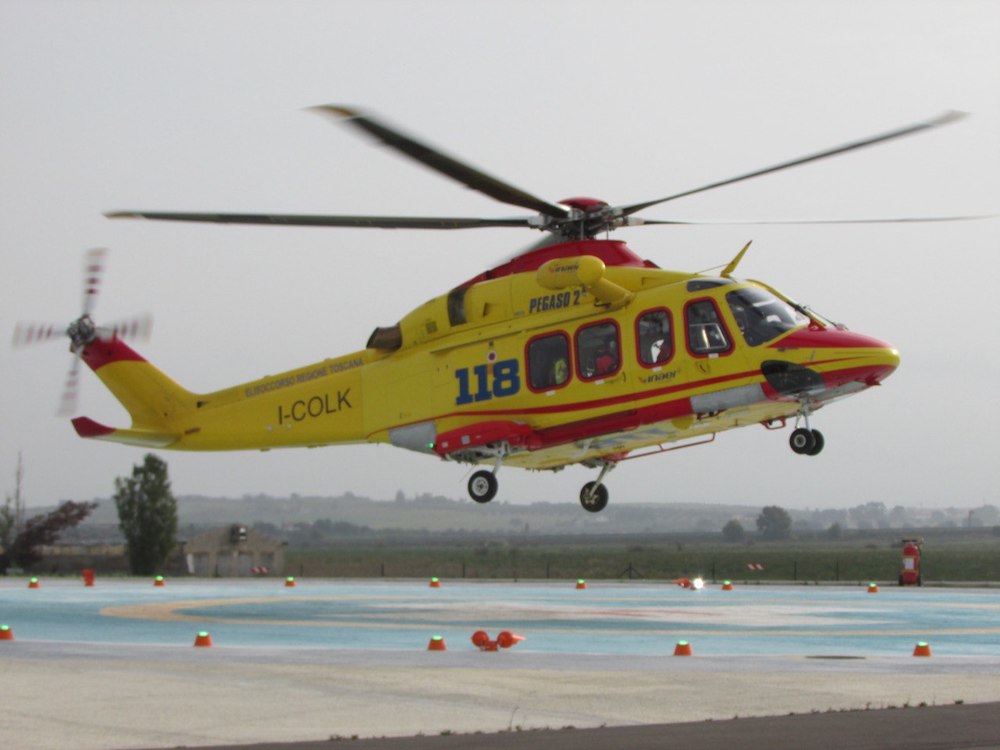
725;287;808;346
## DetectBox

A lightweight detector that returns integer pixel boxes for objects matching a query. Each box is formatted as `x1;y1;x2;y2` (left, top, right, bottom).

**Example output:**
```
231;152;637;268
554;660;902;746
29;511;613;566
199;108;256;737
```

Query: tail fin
72;336;194;447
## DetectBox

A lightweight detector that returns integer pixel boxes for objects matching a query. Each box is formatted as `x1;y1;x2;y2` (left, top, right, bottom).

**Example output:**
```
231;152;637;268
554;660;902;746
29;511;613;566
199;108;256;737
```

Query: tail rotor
12;248;152;417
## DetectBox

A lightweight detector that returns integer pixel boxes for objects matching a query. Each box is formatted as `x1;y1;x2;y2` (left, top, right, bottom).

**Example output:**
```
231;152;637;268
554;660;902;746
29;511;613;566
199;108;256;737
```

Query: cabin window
636;309;673;366
576;321;621;380
526;332;570;391
725;288;808;346
685;299;731;355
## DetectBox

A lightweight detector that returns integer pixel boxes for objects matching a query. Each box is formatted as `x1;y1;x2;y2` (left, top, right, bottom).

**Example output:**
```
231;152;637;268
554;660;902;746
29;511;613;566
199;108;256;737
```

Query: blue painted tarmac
1;578;998;657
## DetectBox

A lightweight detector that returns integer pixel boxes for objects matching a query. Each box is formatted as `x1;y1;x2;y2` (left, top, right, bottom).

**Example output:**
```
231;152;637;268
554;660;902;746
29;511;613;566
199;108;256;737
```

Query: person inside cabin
594;345;615;376
551;355;569;386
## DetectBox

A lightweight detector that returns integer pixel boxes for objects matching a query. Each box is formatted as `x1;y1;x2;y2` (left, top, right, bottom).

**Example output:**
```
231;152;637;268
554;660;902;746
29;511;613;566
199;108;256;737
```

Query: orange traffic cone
0;625;13;641
194;631;213;647
427;635;447;651
913;641;931;657
673;640;693;656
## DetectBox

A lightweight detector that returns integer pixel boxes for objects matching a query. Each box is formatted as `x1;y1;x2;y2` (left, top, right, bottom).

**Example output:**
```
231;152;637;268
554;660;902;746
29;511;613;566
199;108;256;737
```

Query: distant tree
756;505;792;541
825;522;843;541
0;500;98;573
114;454;178;575
722;519;745;543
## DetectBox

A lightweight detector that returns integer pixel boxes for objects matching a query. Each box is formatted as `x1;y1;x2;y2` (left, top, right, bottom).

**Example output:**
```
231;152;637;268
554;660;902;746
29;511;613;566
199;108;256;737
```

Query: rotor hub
67;315;97;350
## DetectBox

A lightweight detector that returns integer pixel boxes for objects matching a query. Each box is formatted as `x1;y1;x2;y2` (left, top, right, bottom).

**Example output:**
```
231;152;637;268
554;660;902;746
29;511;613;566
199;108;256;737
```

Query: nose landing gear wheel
790;427;824;455
805;429;824;455
580;481;609;513
468;470;498;503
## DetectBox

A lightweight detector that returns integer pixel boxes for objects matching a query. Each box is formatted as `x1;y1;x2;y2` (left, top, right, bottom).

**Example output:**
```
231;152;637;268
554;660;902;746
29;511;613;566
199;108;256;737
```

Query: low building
185;524;284;577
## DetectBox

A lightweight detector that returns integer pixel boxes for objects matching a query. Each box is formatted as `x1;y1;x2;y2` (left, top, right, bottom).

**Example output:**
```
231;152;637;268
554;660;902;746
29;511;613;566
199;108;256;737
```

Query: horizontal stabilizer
72;417;178;448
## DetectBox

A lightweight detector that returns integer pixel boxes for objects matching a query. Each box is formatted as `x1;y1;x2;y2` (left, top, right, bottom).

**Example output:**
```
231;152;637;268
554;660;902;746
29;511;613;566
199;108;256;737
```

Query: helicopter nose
773;327;899;388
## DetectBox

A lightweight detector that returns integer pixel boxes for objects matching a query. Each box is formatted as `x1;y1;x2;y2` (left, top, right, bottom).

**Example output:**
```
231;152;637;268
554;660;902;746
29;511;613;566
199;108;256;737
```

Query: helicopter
16;107;969;511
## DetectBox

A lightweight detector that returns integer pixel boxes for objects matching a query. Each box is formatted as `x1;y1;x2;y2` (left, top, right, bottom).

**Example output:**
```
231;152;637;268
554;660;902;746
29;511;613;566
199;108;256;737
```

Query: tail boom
73;336;369;451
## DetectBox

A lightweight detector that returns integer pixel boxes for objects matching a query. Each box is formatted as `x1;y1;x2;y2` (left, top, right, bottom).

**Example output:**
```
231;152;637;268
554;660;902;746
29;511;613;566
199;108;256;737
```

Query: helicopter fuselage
73;238;899;502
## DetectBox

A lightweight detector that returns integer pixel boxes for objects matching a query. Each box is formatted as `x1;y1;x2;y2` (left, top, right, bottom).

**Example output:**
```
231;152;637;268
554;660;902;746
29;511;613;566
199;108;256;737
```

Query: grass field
285;536;1000;583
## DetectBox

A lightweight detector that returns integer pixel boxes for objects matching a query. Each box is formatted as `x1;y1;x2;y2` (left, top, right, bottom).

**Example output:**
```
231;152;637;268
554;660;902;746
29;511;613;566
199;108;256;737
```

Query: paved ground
3;642;1000;749
187;702;1000;750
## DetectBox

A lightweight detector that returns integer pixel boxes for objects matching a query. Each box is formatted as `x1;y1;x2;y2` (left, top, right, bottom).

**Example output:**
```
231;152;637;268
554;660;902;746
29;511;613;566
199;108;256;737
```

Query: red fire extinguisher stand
899;538;923;586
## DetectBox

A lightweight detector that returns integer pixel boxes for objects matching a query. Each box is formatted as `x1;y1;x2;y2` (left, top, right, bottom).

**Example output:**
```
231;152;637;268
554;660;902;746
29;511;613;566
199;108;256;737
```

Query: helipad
3;578;999;656
3;578;1000;749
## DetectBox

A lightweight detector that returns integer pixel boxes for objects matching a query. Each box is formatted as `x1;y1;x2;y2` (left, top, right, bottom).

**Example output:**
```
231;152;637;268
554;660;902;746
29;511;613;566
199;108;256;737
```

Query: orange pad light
496;631;525;649
913;641;931;657
0;625;13;641
427;635;447;651
28;577;40;589
429;577;441;588
576;579;587;590
285;577;296;587
154;576;165;587
721;581;734;591
673;640;693;656
194;631;213;647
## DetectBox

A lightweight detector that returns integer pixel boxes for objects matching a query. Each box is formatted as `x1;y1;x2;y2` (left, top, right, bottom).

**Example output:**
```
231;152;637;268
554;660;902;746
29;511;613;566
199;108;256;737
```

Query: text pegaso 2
528;290;582;314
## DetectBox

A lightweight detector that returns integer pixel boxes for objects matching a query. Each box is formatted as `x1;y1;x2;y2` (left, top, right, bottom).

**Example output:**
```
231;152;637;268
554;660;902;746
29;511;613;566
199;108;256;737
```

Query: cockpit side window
526;332;571;391
725;288;808;346
636;309;673;366
685;299;731;355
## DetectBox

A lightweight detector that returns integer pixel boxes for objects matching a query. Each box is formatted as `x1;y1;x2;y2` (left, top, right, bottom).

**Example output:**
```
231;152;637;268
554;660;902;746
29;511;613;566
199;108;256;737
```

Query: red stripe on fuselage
79;337;147;372
773;328;892;350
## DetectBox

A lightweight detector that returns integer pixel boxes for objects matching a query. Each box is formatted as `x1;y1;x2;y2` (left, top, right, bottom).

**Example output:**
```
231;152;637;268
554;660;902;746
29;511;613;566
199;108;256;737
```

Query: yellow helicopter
17;108;967;511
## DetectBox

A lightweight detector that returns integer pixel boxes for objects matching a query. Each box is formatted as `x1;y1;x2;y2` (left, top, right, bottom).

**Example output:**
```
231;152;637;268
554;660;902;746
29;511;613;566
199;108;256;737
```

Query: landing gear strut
579;461;615;512
789;406;824;456
466;444;507;503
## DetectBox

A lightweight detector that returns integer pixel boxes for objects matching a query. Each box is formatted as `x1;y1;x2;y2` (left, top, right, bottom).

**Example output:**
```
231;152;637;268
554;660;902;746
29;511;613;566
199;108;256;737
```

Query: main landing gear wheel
580;482;609;513
468;470;498;503
789;428;824;455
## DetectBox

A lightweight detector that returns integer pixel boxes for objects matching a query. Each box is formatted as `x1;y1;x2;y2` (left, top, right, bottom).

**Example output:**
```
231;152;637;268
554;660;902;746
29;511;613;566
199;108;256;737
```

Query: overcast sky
2;0;998;511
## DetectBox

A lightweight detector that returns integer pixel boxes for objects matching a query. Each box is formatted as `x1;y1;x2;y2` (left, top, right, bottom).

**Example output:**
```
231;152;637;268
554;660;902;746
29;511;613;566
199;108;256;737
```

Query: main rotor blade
106;211;534;230
312;105;569;219
620;111;967;216
636;213;995;226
